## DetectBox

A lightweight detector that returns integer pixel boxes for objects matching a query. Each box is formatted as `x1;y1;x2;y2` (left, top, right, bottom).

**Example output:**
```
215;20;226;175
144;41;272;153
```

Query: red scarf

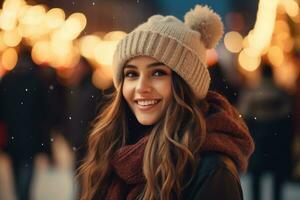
105;91;255;200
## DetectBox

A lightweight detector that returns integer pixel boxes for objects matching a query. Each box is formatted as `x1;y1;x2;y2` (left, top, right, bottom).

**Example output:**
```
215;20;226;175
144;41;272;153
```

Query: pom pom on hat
184;5;224;49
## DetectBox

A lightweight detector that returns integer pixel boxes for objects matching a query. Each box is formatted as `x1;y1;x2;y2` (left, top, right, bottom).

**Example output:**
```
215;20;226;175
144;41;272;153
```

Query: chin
136;117;158;126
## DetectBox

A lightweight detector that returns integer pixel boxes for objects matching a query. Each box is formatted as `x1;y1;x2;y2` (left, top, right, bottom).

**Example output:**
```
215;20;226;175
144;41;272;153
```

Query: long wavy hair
78;72;207;200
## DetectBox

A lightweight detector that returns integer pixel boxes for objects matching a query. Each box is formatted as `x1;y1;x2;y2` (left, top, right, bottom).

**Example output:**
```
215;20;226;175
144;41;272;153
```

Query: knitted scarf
105;91;255;200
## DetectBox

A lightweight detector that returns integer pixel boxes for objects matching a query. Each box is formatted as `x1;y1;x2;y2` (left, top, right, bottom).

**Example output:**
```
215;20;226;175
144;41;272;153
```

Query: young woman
79;5;254;200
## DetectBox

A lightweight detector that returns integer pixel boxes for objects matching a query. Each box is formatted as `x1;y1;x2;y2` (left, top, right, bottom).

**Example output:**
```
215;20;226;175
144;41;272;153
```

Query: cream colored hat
112;5;223;99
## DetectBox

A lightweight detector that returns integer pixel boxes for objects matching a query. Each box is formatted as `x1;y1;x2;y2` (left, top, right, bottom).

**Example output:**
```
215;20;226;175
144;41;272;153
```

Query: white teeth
137;100;158;106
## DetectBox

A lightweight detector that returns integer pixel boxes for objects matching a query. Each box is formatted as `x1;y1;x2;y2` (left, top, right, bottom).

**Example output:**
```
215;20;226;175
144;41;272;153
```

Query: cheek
157;79;173;102
122;81;134;104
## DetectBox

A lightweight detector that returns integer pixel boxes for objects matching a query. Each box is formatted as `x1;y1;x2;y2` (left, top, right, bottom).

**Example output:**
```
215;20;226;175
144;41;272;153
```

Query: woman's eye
153;70;167;76
124;71;138;78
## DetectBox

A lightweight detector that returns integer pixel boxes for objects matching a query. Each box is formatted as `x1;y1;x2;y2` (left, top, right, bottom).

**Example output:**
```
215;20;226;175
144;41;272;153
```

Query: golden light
0;0;26;30
273;61;298;89
45;8;65;30
0;10;18;30
56;12;87;41
1;48;18;70
50;47;80;69
92;67;113;90
282;37;294;52
224;31;243;53
0;65;6;78
243;0;279;56
18;22;49;39
238;48;261;71
3;29;22;47
103;31;127;41
94;41;119;66
274;20;290;33
79;35;102;59
282;0;299;17
19;5;46;26
3;0;26;12
0;32;8;51
50;37;73;57
31;40;52;65
267;46;284;67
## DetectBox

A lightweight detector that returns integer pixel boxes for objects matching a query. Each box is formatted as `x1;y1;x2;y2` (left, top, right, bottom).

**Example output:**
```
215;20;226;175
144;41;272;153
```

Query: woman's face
122;56;173;125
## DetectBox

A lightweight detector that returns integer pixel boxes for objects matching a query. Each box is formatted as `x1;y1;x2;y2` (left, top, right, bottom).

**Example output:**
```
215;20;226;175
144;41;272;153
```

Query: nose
136;75;152;93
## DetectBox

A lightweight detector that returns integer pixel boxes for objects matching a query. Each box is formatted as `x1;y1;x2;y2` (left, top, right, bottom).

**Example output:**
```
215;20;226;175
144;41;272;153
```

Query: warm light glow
50;47;80;68
50;38;73;58
92;67;113;90
19;5;46;26
56;12;87;41
238;48;261;71
31;40;52;65
281;0;299;17
224;31;243;53
243;0;279;56
3;0;26;12
0;0;26;30
1;48;18;70
79;35;102;59
267;46;284;67
3;29;22;47
103;31;127;41
45;8;65;30
282;37;294;52
94;41;119;66
206;49;218;66
0;32;8;51
0;10;18;30
275;20;290;33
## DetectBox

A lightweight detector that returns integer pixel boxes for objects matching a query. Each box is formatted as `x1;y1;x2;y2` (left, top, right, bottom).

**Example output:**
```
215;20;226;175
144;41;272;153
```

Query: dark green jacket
186;152;243;200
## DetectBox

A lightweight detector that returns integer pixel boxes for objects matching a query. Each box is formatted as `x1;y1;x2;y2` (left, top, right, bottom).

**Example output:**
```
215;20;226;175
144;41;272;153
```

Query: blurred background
0;0;300;200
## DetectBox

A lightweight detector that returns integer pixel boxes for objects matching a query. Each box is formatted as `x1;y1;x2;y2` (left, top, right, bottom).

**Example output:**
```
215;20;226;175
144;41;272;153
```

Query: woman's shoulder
185;152;243;200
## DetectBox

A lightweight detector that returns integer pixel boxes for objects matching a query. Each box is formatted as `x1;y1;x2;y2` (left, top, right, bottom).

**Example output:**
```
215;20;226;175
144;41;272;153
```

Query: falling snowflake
72;147;77;151
239;114;242;118
49;85;54;90
50;138;54;142
20;101;24;105
11;136;14;140
92;2;95;5
69;116;72;120
254;117;257;120
25;88;28;92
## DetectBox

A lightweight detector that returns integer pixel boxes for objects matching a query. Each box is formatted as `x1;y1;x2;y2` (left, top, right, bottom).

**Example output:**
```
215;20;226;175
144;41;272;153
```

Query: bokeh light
238;48;261;71
1;47;18;70
224;31;243;53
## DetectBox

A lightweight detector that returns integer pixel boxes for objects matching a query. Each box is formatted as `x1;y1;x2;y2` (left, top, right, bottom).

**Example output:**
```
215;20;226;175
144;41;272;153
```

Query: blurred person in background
238;62;293;200
0;50;52;200
79;5;254;200
55;58;103;168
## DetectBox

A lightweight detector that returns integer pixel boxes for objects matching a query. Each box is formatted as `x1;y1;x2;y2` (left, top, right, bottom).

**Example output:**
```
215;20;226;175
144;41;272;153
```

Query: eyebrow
124;62;165;69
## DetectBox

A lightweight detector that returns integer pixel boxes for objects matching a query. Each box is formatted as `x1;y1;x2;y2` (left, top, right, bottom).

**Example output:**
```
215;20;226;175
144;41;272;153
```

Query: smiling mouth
135;99;161;110
136;99;160;106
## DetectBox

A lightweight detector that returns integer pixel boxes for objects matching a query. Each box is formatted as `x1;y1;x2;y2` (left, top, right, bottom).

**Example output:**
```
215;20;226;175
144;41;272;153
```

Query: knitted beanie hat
112;5;223;99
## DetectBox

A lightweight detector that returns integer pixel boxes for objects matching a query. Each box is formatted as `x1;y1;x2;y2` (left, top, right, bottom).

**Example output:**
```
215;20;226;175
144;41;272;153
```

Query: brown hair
78;73;207;200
